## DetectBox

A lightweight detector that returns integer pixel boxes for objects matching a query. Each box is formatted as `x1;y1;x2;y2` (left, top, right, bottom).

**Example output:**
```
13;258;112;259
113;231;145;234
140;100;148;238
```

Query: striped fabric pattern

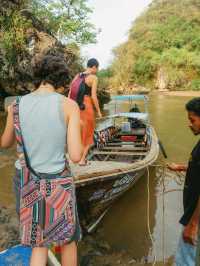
13;97;78;247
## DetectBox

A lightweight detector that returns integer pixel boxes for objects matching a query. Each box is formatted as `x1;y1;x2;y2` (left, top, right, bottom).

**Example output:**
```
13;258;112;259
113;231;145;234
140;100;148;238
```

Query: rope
161;164;166;264
146;166;157;265
147;161;184;265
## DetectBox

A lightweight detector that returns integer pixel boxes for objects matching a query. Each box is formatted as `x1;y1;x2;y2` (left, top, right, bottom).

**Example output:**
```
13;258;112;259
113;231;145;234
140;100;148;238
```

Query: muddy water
0;93;197;264
99;93;197;264
0;113;16;208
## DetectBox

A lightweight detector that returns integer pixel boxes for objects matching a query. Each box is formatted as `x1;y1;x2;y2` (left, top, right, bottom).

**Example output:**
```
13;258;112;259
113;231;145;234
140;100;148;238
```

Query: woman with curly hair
1;54;83;266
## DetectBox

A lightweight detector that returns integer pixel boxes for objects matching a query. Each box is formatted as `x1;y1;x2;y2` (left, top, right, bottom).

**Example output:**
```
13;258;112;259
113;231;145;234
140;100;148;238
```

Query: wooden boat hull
73;126;159;233
76;168;146;233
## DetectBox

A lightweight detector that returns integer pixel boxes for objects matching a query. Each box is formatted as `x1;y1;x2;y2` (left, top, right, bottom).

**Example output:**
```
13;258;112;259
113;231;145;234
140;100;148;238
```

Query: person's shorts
174;230;197;266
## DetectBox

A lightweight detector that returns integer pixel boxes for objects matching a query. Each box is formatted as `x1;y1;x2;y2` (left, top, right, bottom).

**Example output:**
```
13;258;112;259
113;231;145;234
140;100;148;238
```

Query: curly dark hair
186;97;200;117
87;58;99;68
33;54;69;89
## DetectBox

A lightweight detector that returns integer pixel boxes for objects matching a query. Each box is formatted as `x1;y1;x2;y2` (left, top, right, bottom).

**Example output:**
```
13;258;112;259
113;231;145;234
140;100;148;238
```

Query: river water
0;93;197;264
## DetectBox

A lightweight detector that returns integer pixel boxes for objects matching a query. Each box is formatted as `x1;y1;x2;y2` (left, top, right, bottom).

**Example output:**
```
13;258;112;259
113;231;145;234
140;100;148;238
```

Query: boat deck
68;140;149;180
70;160;132;180
67;126;159;182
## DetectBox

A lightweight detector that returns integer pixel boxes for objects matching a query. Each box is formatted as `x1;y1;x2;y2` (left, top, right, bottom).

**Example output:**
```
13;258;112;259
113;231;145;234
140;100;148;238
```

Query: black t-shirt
180;140;200;226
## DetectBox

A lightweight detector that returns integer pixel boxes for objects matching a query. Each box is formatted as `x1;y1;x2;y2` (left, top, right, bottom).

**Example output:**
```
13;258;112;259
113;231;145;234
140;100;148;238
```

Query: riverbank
0;205;173;265
155;90;200;97
0;205;20;251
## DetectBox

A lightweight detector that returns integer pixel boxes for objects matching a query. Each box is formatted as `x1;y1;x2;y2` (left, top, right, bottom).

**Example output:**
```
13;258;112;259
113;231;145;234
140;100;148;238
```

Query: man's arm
91;76;102;118
183;197;200;245
167;163;187;172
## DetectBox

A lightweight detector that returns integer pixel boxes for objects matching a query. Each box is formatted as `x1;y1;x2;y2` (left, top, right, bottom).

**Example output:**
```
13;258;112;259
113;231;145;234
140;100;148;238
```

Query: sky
82;0;152;69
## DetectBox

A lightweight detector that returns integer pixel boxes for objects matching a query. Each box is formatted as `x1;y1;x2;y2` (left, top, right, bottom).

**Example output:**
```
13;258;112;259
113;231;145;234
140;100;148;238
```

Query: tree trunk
155;67;168;91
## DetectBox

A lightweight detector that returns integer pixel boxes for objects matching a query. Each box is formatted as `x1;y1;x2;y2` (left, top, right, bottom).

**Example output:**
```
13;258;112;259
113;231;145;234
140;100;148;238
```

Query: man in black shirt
168;98;200;265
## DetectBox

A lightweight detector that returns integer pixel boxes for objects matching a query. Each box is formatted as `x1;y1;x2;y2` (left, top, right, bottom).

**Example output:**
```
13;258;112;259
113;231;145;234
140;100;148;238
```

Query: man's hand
167;163;187;172
98;111;102;118
183;223;198;246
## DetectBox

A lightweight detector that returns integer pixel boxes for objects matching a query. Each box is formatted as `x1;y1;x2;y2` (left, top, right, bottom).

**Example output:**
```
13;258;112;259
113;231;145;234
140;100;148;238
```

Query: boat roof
96;112;148;131
107;112;148;120
111;95;148;101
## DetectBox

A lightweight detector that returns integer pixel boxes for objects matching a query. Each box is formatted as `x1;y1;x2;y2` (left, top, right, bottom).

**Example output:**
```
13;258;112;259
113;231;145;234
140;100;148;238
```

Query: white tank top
15;92;67;174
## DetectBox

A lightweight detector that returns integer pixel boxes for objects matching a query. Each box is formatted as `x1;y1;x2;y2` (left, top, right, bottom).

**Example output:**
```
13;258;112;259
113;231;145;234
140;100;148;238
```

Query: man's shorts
175;230;197;266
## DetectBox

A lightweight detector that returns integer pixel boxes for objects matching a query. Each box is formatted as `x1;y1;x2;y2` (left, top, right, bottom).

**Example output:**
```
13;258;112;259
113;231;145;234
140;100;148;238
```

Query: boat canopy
107;112;148;120
96;112;148;131
111;95;148;102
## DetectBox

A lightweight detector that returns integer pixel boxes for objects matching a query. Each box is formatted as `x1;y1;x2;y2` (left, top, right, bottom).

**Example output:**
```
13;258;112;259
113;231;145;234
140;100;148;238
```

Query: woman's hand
0;104;15;148
166;163;187;172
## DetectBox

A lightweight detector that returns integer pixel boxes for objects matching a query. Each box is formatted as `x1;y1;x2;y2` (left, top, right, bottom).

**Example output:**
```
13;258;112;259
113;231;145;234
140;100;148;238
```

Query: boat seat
92;150;147;156
101;146;149;151
118;128;146;136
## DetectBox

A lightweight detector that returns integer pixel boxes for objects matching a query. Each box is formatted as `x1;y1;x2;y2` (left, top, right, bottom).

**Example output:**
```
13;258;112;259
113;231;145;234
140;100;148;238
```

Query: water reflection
100;94;197;263
102;167;157;261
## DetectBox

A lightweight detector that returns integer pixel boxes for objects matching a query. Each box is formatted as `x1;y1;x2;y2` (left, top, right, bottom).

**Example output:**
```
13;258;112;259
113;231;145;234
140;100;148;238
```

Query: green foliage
132;55;156;84
0;12;29;63
0;0;97;88
190;79;200;91
31;0;97;44
97;88;111;109
98;69;112;79
0;2;31;81
109;0;200;91
97;68;112;89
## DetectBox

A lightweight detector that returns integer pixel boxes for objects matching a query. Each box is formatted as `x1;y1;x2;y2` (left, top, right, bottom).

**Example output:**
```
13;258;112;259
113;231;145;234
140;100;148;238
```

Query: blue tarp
111;95;149;101
106;112;148;121
0;245;32;266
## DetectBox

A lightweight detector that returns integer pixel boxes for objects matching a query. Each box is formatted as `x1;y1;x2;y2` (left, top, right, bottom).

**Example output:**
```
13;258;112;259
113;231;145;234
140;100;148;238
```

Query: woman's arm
63;98;83;163
1;105;15;148
91;76;102;118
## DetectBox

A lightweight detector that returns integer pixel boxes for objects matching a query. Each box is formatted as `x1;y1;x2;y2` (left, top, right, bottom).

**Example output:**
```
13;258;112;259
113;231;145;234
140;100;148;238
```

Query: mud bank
155;91;200;97
0;206;173;265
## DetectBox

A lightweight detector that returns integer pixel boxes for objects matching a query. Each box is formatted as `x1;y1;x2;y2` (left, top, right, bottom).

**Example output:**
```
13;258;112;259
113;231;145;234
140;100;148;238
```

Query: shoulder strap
13;96;41;179
80;72;89;79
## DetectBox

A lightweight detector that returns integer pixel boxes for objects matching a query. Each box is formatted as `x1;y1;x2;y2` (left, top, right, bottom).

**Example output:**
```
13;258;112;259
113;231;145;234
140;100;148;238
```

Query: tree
31;0;97;44
0;0;95;94
109;0;200;91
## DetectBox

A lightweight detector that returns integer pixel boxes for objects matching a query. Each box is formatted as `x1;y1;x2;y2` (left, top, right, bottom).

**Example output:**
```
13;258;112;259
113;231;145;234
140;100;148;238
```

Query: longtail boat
70;95;159;233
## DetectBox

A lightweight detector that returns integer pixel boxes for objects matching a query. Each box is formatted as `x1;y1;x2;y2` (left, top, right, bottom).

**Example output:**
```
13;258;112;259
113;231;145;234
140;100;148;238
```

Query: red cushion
120;135;137;142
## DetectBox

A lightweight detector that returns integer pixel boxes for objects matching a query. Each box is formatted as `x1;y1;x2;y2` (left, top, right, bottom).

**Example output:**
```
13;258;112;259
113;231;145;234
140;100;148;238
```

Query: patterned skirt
13;168;82;247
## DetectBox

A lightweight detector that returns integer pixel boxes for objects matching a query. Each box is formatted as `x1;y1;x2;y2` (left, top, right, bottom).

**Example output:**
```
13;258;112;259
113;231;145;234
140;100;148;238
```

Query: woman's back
17;92;67;174
1;54;83;261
